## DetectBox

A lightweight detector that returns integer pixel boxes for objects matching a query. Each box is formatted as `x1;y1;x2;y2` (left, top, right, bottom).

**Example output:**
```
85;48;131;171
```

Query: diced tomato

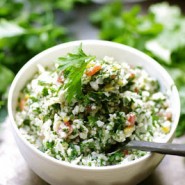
123;150;129;155
19;98;26;111
57;76;63;83
129;73;135;79
86;65;102;76
134;88;139;93
86;106;92;113
64;121;73;135
165;112;172;121
64;121;71;127
127;113;136;126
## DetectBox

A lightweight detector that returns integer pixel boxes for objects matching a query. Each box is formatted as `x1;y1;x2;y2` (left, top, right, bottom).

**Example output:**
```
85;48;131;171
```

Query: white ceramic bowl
8;40;180;185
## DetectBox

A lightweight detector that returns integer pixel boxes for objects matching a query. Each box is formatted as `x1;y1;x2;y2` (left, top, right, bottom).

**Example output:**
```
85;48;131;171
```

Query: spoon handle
124;140;185;157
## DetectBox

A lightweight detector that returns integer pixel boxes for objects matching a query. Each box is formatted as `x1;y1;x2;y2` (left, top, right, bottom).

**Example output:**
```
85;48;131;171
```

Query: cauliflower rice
16;48;173;167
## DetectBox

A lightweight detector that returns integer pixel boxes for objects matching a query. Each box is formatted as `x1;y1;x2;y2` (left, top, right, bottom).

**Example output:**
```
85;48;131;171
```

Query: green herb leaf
54;0;90;11
0;105;7;123
58;45;96;103
0;64;14;94
0;64;13;123
176;114;185;137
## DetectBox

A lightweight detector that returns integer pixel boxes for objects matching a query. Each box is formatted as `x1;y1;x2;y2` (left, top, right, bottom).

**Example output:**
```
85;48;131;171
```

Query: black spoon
108;140;185;157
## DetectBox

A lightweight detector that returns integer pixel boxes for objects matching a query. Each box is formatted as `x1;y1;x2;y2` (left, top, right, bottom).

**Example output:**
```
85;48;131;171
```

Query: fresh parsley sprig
58;44;96;103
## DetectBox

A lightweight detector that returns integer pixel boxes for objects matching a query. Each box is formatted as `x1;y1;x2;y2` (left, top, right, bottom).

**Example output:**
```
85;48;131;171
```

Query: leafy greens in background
90;1;185;137
0;0;90;123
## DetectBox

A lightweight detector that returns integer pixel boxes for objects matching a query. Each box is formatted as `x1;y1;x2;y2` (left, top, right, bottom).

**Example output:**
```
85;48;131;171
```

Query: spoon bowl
108;140;185;157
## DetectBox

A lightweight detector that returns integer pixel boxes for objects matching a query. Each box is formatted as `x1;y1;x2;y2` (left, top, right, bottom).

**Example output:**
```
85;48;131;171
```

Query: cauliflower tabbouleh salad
16;45;172;167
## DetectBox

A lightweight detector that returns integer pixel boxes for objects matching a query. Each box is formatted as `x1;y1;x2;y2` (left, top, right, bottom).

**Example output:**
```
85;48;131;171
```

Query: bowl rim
8;40;180;171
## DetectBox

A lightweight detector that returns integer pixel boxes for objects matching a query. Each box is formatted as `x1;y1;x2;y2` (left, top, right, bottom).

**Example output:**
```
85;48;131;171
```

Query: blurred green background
0;0;185;137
